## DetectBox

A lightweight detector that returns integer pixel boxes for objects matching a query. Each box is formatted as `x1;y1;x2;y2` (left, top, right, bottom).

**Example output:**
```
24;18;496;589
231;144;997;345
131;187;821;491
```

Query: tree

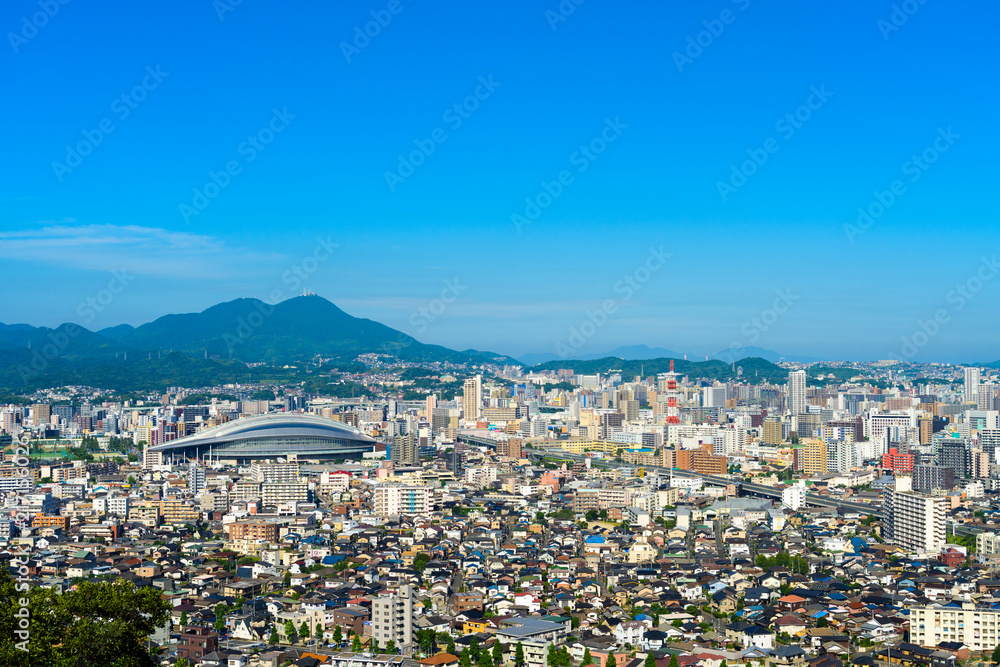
298;622;310;643
645;653;658;667
448;637;457;656
516;642;527;667
215;614;225;632
333;625;343;646
668;655;679;667
176;660;190;667
607;653;618;667
470;636;481;660
479;651;494;667
179;611;188;627
269;627;280;646
548;644;558;667
493;639;503;665
461;648;473;667
414;552;431;573
386;639;397;655
992;645;1000;664
284;620;297;643
0;570;170;667
581;648;593;666
353;634;364;652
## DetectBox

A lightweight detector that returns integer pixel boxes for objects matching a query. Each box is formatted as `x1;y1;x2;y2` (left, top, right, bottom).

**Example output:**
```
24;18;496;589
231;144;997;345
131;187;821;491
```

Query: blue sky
1;0;998;363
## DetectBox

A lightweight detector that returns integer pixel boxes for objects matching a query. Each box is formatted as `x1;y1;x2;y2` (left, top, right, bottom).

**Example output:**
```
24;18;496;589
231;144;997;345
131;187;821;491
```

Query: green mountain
0;295;517;392
104;295;512;365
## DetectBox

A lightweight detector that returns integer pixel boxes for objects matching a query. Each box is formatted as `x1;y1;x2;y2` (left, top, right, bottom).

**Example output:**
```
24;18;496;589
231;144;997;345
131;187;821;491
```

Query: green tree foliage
645;653;658;667
607;653;618;667
284;620;297;643
386;640;397;655
470;636;481;660
299;622;310;641
991;645;1000;664
493;639;503;665
269;627;280;646
353;634;364;652
668;655;679;667
413;552;431;573
581;648;593;666
461;648;472;667
0;570;170;667
333;625;343;646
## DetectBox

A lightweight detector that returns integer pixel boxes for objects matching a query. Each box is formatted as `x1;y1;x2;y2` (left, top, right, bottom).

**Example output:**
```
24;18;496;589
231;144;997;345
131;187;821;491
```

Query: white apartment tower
788;370;807;416
966;367;982;406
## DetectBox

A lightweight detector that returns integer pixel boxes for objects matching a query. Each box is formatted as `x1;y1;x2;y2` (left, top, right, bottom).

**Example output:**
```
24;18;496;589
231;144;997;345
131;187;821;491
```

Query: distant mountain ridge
519;344;819;366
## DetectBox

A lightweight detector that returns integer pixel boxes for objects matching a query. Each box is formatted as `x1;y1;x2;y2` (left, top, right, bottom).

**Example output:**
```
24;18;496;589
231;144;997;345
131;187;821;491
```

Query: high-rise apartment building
965;367;982;406
390;433;419;466
372;585;414;648
914;464;955;492
788;370;807;415
937;440;968;478
463;375;482;423
883;475;946;553
793;440;827;476
762;417;783;445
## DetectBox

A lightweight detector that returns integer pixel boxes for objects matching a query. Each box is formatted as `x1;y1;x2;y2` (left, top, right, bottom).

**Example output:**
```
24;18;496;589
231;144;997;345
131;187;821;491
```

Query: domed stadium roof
148;413;376;461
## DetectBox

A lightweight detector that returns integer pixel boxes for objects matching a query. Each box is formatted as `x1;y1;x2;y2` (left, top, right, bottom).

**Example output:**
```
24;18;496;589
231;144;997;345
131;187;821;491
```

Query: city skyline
3;2;998;363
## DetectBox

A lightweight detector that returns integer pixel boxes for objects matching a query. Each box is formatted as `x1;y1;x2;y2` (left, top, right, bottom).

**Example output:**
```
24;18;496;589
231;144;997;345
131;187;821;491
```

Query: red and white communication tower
665;359;680;424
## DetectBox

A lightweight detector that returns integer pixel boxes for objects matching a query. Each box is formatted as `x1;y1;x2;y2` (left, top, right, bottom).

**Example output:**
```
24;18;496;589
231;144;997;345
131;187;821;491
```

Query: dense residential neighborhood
4;361;1000;667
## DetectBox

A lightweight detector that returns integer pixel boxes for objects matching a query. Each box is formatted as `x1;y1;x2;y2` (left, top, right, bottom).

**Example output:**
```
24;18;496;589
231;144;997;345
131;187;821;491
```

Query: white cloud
0;222;283;279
